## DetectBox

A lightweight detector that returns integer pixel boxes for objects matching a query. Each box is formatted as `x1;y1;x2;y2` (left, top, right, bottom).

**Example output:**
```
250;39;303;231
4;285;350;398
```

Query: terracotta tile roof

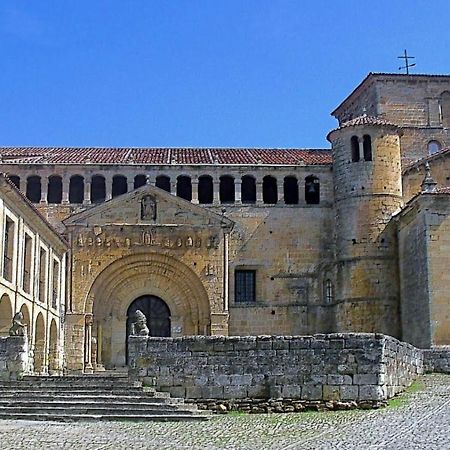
0;147;332;166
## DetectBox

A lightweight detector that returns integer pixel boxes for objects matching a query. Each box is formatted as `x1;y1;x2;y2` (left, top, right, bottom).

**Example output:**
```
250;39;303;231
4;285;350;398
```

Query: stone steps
0;375;209;422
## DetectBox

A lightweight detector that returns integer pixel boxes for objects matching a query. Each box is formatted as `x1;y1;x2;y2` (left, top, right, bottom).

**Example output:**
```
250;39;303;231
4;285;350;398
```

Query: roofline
402;147;450;174
331;72;450;117
0;174;68;248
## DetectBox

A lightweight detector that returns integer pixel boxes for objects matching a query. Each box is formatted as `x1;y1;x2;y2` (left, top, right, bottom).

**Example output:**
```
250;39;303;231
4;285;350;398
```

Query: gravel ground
0;373;449;449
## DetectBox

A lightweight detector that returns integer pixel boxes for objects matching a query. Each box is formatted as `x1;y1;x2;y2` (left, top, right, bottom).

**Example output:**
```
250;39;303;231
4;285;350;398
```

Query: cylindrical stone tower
327;116;403;338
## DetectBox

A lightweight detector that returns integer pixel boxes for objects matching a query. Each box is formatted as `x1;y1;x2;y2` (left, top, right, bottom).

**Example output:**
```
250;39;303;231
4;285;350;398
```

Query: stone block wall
0;336;30;380
423;348;450;373
129;333;423;406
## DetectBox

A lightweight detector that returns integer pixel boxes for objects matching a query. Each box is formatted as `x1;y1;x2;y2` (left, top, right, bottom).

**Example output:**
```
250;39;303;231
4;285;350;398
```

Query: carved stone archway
87;253;211;368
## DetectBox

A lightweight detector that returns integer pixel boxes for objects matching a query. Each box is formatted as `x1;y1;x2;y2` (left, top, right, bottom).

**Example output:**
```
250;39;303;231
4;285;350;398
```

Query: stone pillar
83;178;91;205
105;176;113;201
62;175;70;204
213;178;220;205
127;178;134;193
40;177;48;203
358;138;364;161
256;179;264;204
84;315;93;373
276;178;283;204
235;180;242;204
191;179;199;204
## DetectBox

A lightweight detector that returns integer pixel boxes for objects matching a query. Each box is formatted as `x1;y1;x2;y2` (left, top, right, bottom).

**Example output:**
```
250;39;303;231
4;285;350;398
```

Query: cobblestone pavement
0;374;449;450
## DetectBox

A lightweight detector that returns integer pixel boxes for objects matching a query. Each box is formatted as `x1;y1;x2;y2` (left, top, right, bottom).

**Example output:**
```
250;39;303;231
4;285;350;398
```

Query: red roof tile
0;147;332;166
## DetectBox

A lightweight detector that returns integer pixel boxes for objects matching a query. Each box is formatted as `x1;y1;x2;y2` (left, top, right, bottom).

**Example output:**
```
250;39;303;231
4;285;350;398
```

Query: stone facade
0;72;449;374
128;334;423;405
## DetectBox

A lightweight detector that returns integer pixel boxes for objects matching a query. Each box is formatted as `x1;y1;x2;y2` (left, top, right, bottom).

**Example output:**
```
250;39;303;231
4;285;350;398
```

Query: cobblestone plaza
0;374;448;449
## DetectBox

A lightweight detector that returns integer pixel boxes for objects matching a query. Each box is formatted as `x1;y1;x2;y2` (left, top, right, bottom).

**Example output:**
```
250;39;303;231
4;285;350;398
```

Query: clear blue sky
1;1;450;149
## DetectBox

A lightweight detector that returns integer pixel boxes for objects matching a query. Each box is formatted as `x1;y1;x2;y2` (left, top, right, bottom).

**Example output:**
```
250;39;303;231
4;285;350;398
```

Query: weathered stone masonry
0;336;30;380
128;333;423;407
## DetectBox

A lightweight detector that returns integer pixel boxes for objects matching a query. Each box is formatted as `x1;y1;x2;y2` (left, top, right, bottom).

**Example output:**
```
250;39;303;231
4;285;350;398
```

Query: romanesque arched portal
86;253;211;368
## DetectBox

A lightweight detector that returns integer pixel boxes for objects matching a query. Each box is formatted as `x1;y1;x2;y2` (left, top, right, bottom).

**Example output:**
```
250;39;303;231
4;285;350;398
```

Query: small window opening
220;175;235;203
8;175;20;189
69;175;84;204
47;175;62;204
91;175;106;203
134;175;147;189
156;175;171;193
198;175;213;204
241;175;256;204
351;136;360;162
263;176;277;204
26;176;41;203
325;279;334;303
363;135;372;161
235;270;256;303
305;176;320;204
283;176;299;205
428;140;441;155
112;175;127;198
3;218;15;281
176;176;192;201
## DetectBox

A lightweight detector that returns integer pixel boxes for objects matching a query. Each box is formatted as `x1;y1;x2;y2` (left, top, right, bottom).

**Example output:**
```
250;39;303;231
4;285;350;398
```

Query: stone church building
0;72;449;373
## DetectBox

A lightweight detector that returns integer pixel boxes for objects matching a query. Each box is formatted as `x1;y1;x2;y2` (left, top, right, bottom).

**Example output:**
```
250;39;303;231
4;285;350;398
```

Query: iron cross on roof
398;49;416;74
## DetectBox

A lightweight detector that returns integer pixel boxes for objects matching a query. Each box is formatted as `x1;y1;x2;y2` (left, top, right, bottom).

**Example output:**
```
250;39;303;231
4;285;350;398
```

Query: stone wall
423;348;450;373
0;336;30;380
129;333;422;408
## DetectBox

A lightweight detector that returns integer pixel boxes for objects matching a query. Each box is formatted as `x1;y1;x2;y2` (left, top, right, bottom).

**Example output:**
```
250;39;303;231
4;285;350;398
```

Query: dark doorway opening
126;295;171;363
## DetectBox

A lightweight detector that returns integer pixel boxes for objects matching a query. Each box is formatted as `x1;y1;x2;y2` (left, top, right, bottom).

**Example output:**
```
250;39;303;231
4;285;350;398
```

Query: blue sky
1;1;450;148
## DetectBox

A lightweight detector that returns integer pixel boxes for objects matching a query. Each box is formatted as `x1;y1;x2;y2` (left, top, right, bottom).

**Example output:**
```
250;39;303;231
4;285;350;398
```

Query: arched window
351;136;360;162
26;176;41;203
305;176;320;204
69;175;84;204
112;175;127;198
263;176;277;204
283;176;299;205
363;134;372;161
156;175;171;193
176;176;192;201
440;91;450;128
91;175;106;203
220;175;235;203
428;140;441;155
8;175;20;189
47;175;62;204
241;175;256;204
325;279;334;303
134;174;147;189
198;175;213;204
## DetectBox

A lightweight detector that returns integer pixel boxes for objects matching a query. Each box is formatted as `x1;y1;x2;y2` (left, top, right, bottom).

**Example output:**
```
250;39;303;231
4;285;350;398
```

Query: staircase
0;373;210;422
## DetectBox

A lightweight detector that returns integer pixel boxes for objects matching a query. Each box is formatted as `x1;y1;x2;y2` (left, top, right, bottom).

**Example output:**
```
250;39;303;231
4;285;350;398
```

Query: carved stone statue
130;310;149;336
141;195;156;221
9;312;27;337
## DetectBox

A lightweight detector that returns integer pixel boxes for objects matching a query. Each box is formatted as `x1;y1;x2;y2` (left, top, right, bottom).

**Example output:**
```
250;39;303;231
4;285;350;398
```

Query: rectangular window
235;270;256;303
23;234;33;293
3;217;14;282
39;248;47;303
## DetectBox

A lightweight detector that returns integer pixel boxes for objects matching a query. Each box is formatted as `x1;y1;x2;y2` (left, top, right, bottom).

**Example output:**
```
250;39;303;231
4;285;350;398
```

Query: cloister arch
87;253;211;368
19;303;31;336
34;313;46;373
0;294;13;336
48;319;59;374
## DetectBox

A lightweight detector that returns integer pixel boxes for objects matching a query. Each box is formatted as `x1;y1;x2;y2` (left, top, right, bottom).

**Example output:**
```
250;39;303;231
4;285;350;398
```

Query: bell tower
327;116;403;337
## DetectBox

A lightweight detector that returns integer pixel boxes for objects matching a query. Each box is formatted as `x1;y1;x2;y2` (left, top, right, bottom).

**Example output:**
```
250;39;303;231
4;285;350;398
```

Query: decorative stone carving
9;312;27;337
130;310;150;336
141;195;157;220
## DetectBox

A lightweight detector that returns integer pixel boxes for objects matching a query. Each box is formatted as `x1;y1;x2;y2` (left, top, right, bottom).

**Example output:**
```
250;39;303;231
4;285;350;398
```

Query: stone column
235;180;242;204
127;178;134;193
84;315;93;374
213;177;220;205
191;179;199;204
105;175;113;201
62;175;70;204
83;178;91;205
40;177;48;203
276;178;283;204
170;181;177;196
358;138;364;161
256;179;264;204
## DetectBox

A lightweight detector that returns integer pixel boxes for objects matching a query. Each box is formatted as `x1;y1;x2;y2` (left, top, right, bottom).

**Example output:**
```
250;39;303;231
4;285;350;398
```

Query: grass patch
227;410;246;417
387;378;425;409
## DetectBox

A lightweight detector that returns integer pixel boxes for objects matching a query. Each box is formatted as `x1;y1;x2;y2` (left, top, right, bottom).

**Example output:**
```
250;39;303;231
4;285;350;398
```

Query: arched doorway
48;319;59;374
0;294;13;336
126;295;171;363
